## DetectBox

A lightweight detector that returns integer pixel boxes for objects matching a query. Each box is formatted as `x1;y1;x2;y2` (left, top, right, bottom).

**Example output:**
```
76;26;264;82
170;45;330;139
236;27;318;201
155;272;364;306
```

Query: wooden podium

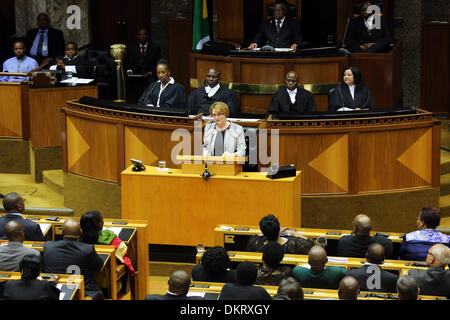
177;155;248;176
121;161;302;247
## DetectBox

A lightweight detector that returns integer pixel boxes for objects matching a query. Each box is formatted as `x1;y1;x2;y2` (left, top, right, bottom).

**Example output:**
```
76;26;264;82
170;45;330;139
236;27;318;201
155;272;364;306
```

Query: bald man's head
5;220;24;242
338;276;360;300
168;270;191;295
285;71;299;91
3;192;25;213
62;219;81;240
427;243;450;267
308;245;328;270
366;242;385;264
353;214;372;236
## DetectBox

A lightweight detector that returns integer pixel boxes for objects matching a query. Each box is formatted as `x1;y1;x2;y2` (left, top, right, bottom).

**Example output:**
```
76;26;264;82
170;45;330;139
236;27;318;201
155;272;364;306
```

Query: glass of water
196;243;205;254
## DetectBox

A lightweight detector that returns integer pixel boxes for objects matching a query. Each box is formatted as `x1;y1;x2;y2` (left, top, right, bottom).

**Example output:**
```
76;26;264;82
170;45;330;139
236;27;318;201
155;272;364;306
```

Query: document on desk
60;77;95;84
275;48;294;52
57;284;65;300
102;226;122;236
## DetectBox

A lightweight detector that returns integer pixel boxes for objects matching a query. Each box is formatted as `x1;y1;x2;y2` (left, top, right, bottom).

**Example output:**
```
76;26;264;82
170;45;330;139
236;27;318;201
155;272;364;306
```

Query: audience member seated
219;261;272;300
328;66;374;112
338;276;360;300
408;244;450;298
248;0;302;51
202;102;246;157
267;70;316;118
80;210;135;276
396;276;419;300
0;192;44;241
187;68;240;117
145;270;203;300
272;277;304;300
345;242;398;293
399;207;450;261
337;213;393;258
255;241;291;286
25;12;65;65
137;58;186;109
49;41;92;78
0;254;60;300
291;245;346;289
0;40;38;82
0;221;40;272
246;214;314;254
41;219;105;300
192;246;236;283
344;1;391;53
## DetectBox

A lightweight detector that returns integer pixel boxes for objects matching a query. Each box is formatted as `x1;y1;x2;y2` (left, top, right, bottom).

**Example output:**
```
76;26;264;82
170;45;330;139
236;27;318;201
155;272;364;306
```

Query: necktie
276;20;281;33
37;30;44;57
141;45;145;56
16;60;21;73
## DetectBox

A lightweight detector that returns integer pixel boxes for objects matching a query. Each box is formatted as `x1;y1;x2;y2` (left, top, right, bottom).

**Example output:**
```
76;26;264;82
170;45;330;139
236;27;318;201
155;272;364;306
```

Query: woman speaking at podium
202;102;246;157
327;66;374;112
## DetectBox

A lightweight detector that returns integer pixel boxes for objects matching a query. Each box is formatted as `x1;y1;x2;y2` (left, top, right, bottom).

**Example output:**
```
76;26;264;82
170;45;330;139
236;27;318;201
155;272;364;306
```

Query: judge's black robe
187;86;240;117
138;81;186;109
51;55;93;78
267;87;316;117
327;83;374;112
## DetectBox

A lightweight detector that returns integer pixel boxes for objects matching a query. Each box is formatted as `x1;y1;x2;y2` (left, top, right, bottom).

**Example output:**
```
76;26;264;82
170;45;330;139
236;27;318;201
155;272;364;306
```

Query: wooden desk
121;165;301;247
0;271;85;300
20;214;150;300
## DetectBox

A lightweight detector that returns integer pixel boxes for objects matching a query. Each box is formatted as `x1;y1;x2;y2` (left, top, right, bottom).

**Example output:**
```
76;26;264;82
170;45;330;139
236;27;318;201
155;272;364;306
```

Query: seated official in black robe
49;41;92;78
268;70;316;118
137;59;186;109
328;66;374;112
344;1;391;53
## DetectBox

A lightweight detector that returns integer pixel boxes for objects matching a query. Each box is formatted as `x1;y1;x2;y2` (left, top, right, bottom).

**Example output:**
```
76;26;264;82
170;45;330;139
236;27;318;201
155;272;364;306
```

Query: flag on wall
192;0;210;50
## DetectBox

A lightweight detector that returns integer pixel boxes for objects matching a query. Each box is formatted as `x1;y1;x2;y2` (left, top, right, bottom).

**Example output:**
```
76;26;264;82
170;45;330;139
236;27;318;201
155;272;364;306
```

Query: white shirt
154;77;175;107
365;14;376;32
275;16;286;29
348;84;356;100
205;83;220;98
287;88;297;104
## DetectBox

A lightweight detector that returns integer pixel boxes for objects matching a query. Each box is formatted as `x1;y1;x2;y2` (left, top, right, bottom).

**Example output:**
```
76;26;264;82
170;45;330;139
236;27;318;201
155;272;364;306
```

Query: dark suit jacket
328;83;374;112
344;15;391;53
145;292;204;300
409;266;450;298
187;85;240;117
26;28;65;64
52;55;93;78
337;234;394;259
253;17;302;48
41;239;105;300
192;264;237;283
0;279;59;300
346;264;398;293
268;86;316;117
218;283;272;300
0;214;44;241
126;41;162;82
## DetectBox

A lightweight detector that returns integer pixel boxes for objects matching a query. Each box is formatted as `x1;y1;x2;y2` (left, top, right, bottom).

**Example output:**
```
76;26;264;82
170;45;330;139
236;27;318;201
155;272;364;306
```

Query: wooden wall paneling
61;108;68;172
240;61;285;84
195;59;234;82
431;122;441;188
116;123;125;183
217;0;244;43
0;83;23;138
240;95;272;114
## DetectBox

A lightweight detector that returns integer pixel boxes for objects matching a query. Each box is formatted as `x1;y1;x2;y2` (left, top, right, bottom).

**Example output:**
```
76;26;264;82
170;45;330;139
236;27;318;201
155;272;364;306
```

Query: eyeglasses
427;251;434;258
211;113;225;118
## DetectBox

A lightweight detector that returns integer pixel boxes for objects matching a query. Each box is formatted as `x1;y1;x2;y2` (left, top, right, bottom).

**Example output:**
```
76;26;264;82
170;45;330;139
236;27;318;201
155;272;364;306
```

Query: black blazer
337;234;394;259
51;55;93;78
187;85;240;117
218;283;272;300
42;239;105;300
0;214;44;242
25;28;65;63
409;266;450;298
253;17;302;48
145;292;203;300
268;86;316;117
0;279;60;300
328;83;374;112
138;81;186;109
126;41;162;82
191;264;237;283
344;15;391;53
346;265;398;293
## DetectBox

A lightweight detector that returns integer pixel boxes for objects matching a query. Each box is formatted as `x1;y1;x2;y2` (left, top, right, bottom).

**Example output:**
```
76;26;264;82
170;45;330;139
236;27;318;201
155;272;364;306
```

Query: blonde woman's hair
209;102;230;117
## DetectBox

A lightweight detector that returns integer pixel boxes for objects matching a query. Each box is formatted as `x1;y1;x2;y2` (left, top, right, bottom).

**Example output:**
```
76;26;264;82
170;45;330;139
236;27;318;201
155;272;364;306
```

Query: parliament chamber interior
0;0;449;306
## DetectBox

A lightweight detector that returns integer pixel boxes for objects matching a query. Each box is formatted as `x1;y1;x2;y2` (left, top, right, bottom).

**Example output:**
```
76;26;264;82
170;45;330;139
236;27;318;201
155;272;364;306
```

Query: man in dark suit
248;0;302;50
26;12;65;65
187;68;240;117
49;42;92;78
0;192;44;241
219;261;272;300
346;243;398;293
41;219;105;300
408;244;450;298
344;1;391;53
126;28;162;103
337;214;393;258
267;70;316;118
145;270;203;300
